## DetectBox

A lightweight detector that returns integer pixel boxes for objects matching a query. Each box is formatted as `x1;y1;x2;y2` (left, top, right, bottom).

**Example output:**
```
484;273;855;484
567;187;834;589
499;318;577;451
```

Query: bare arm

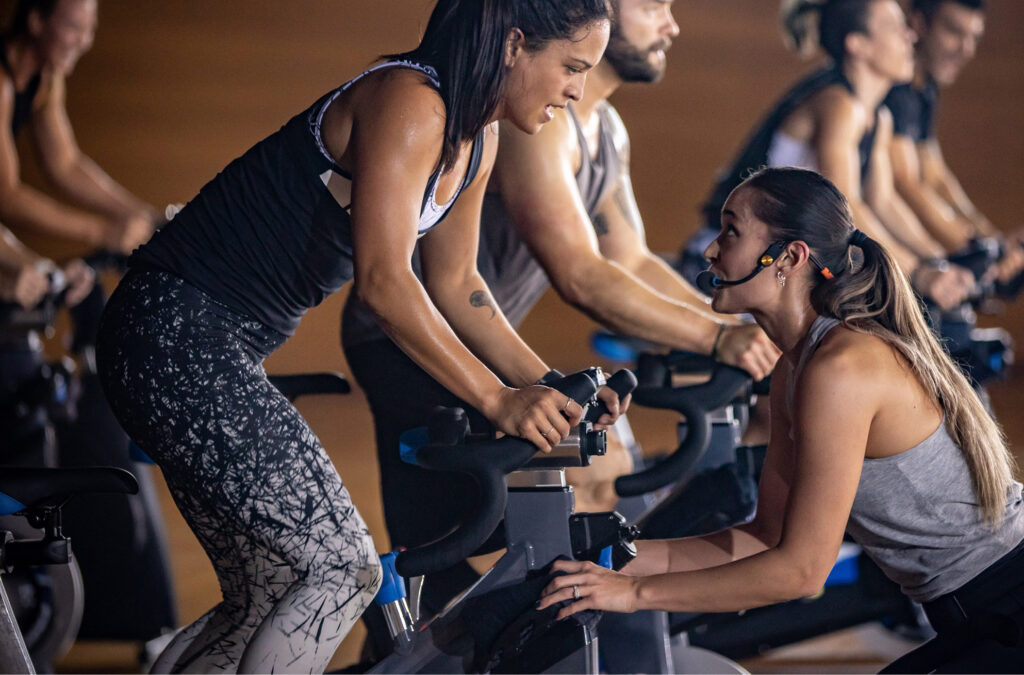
340;75;579;449
864;110;947;259
890;132;974;251
493;113;777;379
625;359;796;577
920;139;997;238
814;91;922;271
418;127;549;388
541;348;871;616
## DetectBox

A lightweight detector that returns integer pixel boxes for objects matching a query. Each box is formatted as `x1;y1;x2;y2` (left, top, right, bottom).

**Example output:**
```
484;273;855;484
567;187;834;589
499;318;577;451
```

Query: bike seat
0;467;138;515
268;372;350;402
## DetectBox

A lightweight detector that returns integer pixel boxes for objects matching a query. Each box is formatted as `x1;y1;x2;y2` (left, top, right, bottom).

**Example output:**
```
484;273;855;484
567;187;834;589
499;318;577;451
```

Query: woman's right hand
914;263;974;310
714;324;780;381
487;385;584;452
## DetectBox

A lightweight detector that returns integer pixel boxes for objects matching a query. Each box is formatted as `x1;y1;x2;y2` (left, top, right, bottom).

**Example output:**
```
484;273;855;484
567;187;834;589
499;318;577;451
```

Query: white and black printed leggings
97;269;381;674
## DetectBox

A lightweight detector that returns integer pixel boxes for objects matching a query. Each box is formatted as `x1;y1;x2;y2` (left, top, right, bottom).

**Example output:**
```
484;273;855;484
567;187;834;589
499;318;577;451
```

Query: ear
844;31;872;61
27;8;46;38
778;241;812;276
505;28;526;67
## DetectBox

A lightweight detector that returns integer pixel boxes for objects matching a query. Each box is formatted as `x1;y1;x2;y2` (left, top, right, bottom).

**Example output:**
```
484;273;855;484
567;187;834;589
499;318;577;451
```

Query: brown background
2;0;1022;671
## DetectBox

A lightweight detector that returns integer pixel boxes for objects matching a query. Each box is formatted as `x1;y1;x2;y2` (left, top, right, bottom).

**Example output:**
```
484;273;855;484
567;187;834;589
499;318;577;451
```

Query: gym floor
3;0;1016;672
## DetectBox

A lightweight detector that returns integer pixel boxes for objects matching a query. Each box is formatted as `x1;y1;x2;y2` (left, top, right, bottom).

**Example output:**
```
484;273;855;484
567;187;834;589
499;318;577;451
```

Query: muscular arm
0;73;109;245
890;132;974;251
815;91;922;272
627;351;869;613
920;139;997;238
418;127;549;388
626;359;796;577
342;79;514;417
493;112;721;354
31;73;158;222
590;112;716;313
863;110;947;259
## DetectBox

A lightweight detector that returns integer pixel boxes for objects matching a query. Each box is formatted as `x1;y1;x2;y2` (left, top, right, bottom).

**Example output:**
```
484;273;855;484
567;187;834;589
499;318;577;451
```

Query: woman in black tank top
684;0;972;311
97;1;616;672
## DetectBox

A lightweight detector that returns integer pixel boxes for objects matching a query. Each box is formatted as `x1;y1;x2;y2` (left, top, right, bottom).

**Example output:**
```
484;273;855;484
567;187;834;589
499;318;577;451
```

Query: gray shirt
341;101;623;347
789;316;1024;602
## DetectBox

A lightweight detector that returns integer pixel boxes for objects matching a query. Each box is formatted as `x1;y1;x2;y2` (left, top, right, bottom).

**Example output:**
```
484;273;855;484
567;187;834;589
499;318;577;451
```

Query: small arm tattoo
470;290;496;319
593;212;611;236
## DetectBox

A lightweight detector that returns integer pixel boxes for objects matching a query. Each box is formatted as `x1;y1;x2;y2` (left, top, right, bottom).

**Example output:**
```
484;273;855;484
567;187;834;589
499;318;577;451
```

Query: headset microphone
695;240;789;294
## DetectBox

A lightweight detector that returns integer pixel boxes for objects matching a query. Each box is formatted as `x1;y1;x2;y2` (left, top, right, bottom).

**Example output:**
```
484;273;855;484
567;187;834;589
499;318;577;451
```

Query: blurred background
1;0;1021;671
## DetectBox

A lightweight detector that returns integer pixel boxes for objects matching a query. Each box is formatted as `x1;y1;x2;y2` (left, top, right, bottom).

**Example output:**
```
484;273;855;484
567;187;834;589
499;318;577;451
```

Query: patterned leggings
97;270;380;674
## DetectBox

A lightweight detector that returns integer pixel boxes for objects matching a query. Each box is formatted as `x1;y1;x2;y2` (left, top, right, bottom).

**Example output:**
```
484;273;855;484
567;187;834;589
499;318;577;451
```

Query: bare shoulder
811;85;867;135
600;101;630;160
798;324;892;398
352;67;447;142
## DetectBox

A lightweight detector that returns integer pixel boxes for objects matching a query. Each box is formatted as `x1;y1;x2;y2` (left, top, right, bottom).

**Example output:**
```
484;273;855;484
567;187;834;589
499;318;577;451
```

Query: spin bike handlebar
395;369;624;579
614;353;750;497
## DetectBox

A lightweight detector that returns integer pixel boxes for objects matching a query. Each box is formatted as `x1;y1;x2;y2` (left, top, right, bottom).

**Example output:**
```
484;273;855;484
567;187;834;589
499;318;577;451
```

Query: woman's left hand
538;559;641;619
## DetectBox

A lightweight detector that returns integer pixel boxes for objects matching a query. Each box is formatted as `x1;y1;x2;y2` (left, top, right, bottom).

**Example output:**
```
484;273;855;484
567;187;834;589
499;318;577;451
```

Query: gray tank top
789;316;1024;602
341;101;622;347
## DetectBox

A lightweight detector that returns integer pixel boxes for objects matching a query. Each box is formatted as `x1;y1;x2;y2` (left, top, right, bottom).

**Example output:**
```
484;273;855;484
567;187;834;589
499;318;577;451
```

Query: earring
777;271;787;287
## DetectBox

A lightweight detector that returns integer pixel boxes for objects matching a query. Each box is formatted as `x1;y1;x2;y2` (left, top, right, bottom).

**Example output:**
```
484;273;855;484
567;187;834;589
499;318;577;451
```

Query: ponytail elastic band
849;229;868;247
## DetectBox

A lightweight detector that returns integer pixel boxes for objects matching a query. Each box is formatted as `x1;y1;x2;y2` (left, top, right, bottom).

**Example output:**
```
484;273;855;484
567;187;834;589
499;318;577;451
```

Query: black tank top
883;80;938;143
341;100;623;348
134;61;485;337
0;37;42;136
702;66;880;232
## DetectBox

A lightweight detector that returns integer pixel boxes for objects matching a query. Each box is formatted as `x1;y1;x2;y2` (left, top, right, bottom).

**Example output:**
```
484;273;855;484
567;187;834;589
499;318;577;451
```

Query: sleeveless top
134;60;485;337
341;100;622;348
700;66;880;234
883;79;939;143
0;37;42;136
788;316;1024;602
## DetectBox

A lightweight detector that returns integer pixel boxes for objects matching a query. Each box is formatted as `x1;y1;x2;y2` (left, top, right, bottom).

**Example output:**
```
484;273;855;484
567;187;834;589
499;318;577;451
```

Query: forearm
427;275;549;388
359;269;507;416
0;183;106;245
895;179;973;252
54;156;157;221
0;226;44;272
558;259;720;354
874;196;947;260
631;252;718;319
633;547;819;614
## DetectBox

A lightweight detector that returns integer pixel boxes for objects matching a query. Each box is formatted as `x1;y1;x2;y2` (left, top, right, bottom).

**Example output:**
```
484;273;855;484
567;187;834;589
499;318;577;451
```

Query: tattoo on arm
592;213;610;236
470;290;496;319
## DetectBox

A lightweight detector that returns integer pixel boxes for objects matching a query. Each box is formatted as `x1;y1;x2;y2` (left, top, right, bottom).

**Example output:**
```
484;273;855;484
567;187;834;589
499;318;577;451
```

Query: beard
603;27;668;83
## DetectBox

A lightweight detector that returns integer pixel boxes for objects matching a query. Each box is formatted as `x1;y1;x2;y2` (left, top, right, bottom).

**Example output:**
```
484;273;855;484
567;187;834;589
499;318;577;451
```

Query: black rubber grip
585;369;639;423
614;364;749;497
395;370;599;579
268;372;351;402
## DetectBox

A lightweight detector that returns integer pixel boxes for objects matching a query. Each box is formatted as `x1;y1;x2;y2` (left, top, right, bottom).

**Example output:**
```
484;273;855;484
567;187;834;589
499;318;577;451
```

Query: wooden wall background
1;0;1021;671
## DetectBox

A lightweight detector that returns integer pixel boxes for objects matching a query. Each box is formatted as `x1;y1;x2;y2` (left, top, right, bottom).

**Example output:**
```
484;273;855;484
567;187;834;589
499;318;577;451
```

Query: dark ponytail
780;0;875;63
387;0;609;172
739;167;1016;526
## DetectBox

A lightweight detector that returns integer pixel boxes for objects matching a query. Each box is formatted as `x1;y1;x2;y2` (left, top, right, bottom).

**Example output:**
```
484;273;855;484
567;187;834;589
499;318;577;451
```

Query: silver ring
542;426;555;438
572;585;580;601
563;398;572;411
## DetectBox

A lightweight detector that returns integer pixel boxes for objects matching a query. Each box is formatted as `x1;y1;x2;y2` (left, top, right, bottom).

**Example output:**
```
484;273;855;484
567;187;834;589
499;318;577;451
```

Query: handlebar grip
614;364;750;497
585;369;639;423
394;369;601;578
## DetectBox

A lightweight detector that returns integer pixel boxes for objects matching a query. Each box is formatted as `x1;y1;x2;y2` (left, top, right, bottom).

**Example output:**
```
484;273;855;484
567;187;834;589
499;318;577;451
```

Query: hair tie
849;229;868;247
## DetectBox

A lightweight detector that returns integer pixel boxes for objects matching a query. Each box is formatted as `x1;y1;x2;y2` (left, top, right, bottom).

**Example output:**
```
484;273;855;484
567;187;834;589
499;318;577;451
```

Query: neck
841;59;893;112
912;56;932;90
574;60;620;120
750;293;820;361
3;37;41;90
